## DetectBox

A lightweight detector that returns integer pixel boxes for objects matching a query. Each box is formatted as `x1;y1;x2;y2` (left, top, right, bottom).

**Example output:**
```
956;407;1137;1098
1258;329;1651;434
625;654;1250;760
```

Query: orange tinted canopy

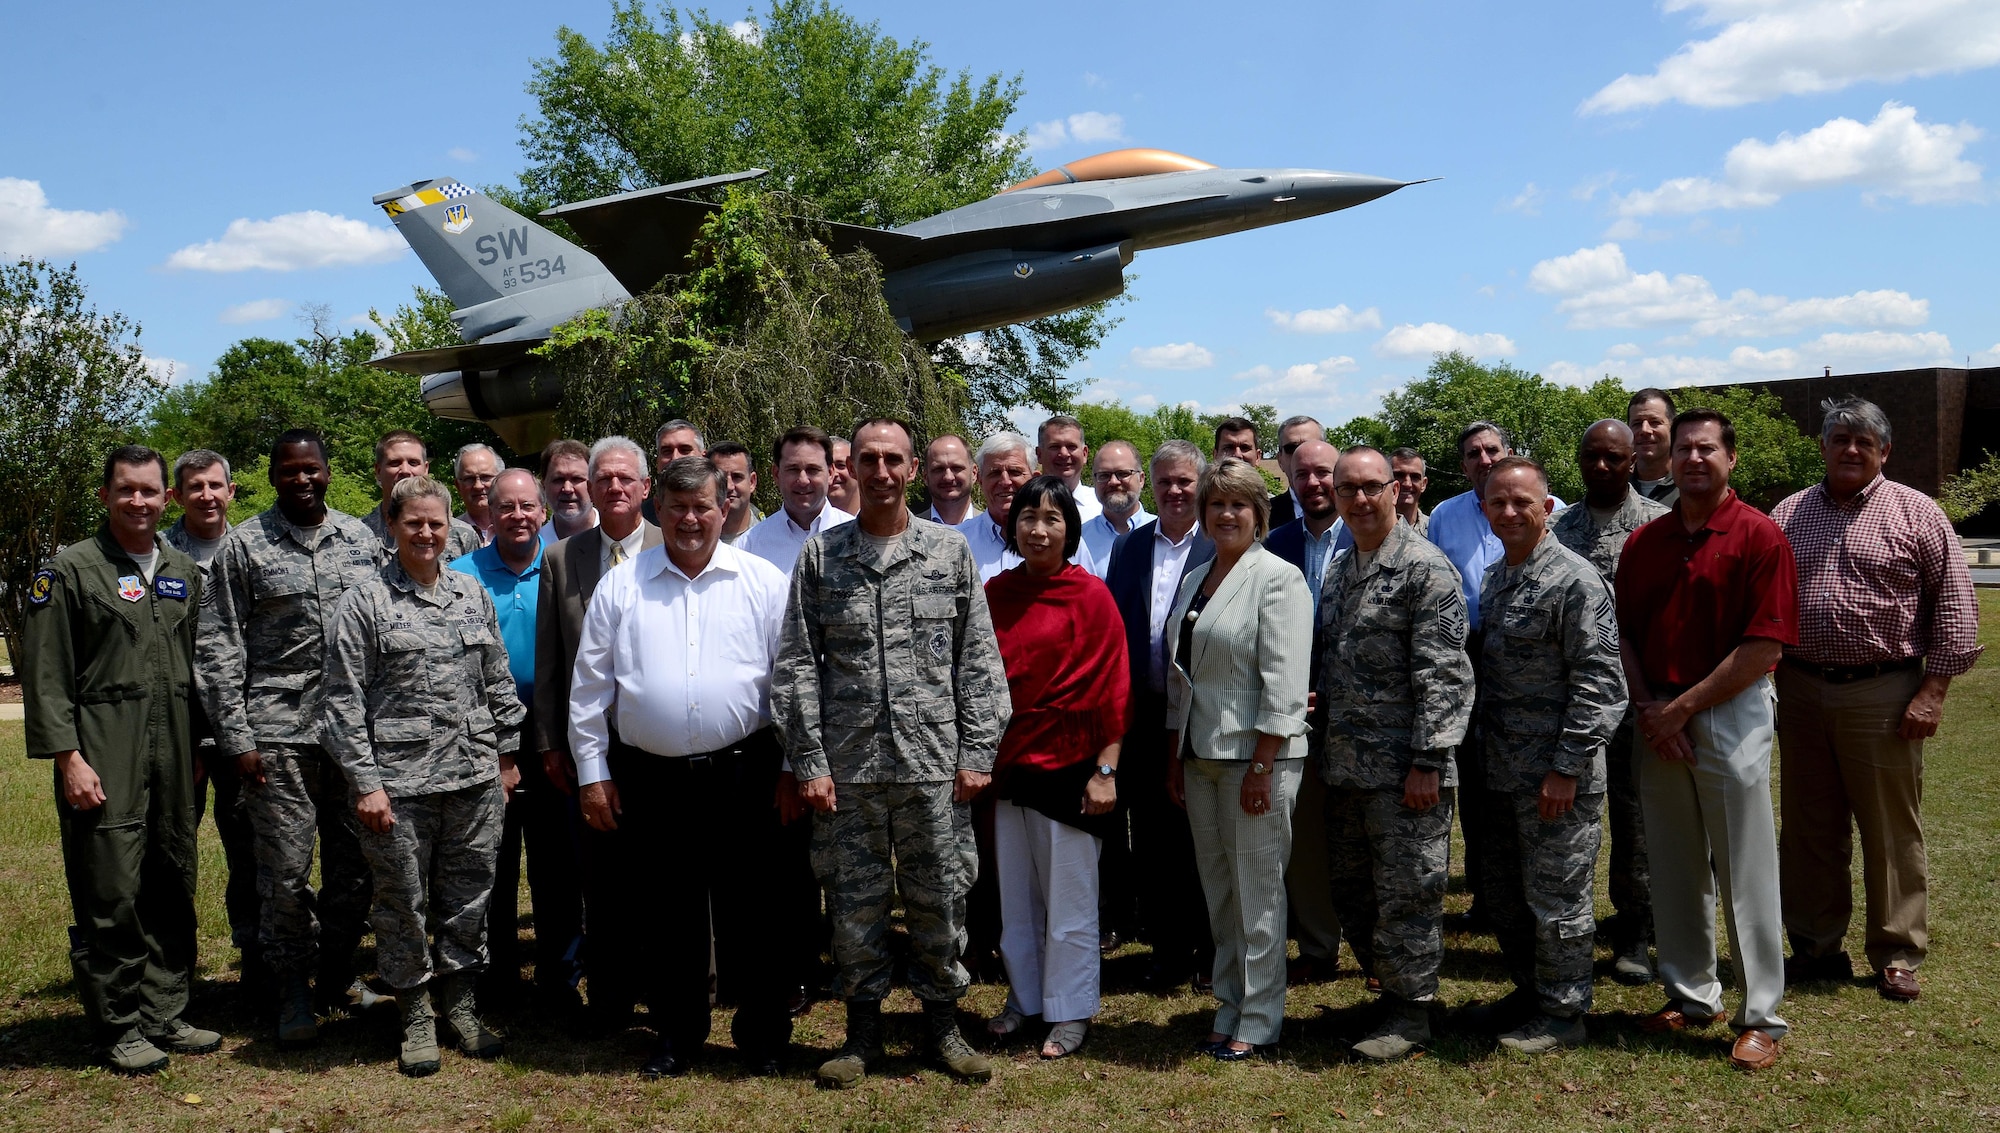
1003;148;1217;192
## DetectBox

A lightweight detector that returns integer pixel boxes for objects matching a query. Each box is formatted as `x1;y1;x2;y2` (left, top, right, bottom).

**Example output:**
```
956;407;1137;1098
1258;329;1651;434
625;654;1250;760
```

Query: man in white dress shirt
1078;440;1151;577
959;432;1034;582
568;456;795;1080
737;426;855;576
1036;415;1102;522
914;435;978;526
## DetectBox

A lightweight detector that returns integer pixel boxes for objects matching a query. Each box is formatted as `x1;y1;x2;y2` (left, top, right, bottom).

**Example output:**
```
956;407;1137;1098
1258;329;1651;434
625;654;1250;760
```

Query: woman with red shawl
981;475;1130;1059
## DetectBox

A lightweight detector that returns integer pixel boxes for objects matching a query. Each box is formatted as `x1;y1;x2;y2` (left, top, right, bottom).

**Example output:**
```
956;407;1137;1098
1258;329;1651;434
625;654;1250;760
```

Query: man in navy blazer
1103;440;1216;989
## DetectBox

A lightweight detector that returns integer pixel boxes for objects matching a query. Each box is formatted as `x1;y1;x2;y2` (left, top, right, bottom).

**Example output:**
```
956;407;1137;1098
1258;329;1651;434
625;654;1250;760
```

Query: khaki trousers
1775;664;1928;972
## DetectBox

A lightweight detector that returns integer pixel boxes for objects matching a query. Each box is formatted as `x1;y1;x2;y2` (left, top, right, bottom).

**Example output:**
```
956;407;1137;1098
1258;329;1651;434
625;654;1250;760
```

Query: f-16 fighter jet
371;149;1421;448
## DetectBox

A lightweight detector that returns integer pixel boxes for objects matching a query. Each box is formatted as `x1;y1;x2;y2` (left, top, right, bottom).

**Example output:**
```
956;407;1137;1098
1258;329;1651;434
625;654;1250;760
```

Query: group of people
23;391;1979;1085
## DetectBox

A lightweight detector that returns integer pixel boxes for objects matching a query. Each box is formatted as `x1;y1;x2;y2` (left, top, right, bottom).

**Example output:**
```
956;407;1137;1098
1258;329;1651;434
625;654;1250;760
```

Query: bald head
1092;440;1145;521
1578;418;1639;507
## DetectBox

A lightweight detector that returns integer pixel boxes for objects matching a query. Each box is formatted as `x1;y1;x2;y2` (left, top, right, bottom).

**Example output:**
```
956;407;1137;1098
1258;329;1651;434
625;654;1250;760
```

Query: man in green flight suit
22;445;222;1074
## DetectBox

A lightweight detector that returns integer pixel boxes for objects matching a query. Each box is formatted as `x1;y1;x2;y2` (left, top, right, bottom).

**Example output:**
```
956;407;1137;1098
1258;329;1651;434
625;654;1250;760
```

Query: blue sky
5;0;1996;431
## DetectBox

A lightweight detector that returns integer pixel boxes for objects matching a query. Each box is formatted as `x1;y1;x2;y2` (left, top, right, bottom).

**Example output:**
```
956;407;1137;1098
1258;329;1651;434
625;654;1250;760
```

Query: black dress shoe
640;1041;691;1079
1784;950;1853;984
1191;970;1215;994
745;1053;784;1077
786;986;813;1018
1210;1042;1279;1062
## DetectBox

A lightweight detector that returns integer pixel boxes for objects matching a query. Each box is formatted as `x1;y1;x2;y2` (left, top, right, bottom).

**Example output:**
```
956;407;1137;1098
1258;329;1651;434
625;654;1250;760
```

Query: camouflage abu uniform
1315;520;1474;1003
197;506;385;981
321;560;525;990
362;505;482;563
770;518;1012;1003
1477;534;1627;1018
1551;487;1668;952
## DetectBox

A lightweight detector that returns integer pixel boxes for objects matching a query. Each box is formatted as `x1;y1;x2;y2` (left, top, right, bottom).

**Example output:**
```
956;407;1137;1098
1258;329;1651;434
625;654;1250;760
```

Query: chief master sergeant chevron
772;417;1012;1090
23;445;221;1074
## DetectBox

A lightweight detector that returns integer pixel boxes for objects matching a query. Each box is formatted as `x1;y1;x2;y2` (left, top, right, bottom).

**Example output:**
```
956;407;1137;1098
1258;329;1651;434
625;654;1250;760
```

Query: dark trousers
58;743;198;1045
966;793;1002;974
595;732;793;1059
1457;632;1495;915
774;809;823;991
489;747;586;991
194;759;261;952
1606;718;1652;947
1124;703;1212;974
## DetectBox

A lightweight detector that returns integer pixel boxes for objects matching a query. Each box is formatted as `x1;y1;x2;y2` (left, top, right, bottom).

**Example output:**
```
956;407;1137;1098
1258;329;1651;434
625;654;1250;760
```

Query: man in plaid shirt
1771;397;1983;1004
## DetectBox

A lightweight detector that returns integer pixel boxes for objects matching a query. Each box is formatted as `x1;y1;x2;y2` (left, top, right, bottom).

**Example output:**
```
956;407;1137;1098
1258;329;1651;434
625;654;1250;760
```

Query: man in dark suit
1103;439;1216;989
1259;439;1349;982
1267;415;1324;529
535;436;661;1029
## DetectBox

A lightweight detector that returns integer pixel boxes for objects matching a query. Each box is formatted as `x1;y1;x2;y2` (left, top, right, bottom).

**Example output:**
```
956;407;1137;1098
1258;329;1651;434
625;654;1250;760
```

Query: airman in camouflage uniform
1552;423;1671;983
198;432;386;1045
772;419;1012;1089
1472;528;1626;1052
1315;499;1475;1061
323;540;525;1076
361;505;481;562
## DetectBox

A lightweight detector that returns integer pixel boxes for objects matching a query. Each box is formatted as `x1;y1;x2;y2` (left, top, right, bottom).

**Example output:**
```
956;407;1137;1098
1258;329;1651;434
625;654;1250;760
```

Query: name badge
117;575;145;602
156;576;189;601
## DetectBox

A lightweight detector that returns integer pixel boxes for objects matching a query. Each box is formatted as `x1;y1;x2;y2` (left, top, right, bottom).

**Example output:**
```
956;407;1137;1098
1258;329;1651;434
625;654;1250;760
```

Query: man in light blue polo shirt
1426;421;1565;931
449;467;582;1012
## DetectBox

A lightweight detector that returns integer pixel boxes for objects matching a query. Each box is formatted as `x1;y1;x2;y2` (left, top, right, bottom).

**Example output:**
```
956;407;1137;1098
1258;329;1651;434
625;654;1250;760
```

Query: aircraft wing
544;178;927;294
369;338;546;376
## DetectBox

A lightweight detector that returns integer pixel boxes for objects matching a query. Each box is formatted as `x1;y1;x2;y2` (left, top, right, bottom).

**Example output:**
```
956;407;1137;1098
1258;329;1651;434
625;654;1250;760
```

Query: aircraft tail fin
372;178;624;316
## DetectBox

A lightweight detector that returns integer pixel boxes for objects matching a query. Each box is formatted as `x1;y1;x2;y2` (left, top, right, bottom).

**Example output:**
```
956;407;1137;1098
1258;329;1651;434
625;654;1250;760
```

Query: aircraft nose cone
1268;171;1421;219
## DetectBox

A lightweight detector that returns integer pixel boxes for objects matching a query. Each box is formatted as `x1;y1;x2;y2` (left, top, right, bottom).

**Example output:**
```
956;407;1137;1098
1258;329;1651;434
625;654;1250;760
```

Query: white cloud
1129;341;1215;370
0;178;127;257
1375;322;1517;358
1527;242;1930;337
1607;342;1643;358
1975;342;2000;366
1265;304;1383;334
1232;355;1359;399
1547;330;1958;388
446;147;477;163
728;19;762;45
1083;72;1107;89
164;211;407;272
1582;0;2000;113
1025;111;1127;150
142;356;191;385
1572;172;1620;202
1499;182;1545;216
1614;103;1983;216
219;298;291;324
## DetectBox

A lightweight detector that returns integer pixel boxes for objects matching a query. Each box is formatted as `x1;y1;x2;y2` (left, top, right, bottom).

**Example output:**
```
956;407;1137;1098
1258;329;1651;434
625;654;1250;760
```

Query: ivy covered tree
511;0;1118;419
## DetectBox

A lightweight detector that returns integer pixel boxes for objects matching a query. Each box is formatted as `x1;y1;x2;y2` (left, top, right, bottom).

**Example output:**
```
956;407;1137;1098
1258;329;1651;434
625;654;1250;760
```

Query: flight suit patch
29;570;54;606
117;575;146;602
155;576;189;601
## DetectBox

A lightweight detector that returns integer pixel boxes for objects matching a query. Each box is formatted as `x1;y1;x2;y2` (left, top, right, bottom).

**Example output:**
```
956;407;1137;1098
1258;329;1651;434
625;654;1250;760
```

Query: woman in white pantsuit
983;477;1131;1058
1165;458;1313;1060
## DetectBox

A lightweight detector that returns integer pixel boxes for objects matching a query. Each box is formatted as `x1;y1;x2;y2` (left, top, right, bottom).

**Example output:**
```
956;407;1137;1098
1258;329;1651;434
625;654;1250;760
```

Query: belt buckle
688;752;713;772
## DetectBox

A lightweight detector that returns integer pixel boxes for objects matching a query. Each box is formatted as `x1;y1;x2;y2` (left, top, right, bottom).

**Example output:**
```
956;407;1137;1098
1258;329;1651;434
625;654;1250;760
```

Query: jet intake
420;361;564;425
886;242;1131;342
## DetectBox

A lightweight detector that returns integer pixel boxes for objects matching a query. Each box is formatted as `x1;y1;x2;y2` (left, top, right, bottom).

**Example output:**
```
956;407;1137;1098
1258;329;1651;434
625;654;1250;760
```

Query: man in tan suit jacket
533;436;660;1031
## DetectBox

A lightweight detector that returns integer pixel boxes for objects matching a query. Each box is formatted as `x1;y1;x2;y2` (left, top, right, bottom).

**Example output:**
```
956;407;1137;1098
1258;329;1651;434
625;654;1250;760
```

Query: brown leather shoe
1639;1005;1721;1034
1877;967;1920;1002
1730;1028;1780;1071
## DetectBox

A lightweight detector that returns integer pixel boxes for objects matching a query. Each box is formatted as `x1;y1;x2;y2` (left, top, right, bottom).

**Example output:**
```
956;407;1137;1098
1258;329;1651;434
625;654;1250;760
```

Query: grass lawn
2;595;1996;1132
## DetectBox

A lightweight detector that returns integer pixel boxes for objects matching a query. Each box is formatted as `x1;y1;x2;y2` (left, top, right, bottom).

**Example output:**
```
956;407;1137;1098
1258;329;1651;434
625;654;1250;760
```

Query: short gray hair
588;435;648;479
1457;420;1510;454
172;448;230;488
1278;414;1323;437
1150;438;1205;478
453;442;501;479
387;475;453;521
1820;397;1892;448
975;431;1032;470
657;455;728;502
655;418;705;450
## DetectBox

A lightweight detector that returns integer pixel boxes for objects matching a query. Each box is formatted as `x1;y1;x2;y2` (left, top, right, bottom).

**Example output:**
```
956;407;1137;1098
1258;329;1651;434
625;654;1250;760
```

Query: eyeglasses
1334;481;1392;499
1093;468;1141;483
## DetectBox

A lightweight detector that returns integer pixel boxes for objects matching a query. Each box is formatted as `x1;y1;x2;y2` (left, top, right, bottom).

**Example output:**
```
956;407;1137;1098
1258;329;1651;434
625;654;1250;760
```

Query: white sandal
1041;1020;1088;1058
987;1004;1028;1038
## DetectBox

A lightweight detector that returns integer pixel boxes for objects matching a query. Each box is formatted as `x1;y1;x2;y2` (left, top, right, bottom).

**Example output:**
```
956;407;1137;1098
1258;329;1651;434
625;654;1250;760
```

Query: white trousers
995;800;1102;1023
1184;757;1302;1046
1637;677;1789;1039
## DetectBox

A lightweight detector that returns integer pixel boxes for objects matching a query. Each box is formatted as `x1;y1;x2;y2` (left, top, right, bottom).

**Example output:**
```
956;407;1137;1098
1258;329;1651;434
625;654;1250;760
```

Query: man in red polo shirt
1614;409;1796;1073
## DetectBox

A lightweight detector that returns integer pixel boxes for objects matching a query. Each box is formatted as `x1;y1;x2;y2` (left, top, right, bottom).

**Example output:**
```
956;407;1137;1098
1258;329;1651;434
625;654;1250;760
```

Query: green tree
144;307;506;515
1939;450;2000;525
0;259;161;666
368;286;460;354
536;189;967;511
513;0;1116;419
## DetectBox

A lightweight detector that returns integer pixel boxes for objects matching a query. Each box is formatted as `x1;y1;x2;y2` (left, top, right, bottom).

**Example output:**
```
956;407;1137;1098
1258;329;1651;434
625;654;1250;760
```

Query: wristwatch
1096;764;1117;778
1249;762;1274;775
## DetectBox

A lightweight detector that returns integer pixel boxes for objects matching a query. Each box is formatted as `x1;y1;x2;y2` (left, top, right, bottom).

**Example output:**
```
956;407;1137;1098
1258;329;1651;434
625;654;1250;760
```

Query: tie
609;539;626;568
